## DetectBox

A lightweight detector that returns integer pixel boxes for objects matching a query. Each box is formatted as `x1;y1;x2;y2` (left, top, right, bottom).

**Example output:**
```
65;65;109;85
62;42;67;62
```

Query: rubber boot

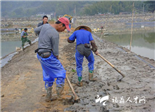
45;87;52;102
56;85;64;98
21;45;24;51
77;77;83;87
29;40;31;45
89;70;97;81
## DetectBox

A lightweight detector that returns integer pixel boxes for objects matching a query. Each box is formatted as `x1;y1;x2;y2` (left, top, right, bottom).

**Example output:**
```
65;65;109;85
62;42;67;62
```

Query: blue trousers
75;50;94;77
37;52;66;89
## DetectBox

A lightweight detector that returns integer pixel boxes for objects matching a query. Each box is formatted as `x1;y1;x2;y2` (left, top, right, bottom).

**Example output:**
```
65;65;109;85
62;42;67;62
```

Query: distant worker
67;19;72;36
67;26;98;87
57;16;59;21
68;17;72;32
37;15;49;27
34;17;70;102
67;23;71;33
63;14;73;35
101;26;104;34
21;28;31;50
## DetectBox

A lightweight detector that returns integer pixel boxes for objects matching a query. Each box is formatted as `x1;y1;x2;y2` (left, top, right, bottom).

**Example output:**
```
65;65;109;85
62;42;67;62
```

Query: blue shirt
21;31;28;38
69;29;94;46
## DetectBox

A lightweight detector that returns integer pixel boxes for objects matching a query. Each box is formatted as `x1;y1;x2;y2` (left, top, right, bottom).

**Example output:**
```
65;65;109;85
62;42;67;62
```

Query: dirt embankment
1;33;76;112
1;32;155;112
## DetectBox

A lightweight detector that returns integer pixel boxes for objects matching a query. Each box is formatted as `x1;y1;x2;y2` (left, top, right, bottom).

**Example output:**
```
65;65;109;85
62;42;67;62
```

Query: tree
82;1;143;15
144;1;155;12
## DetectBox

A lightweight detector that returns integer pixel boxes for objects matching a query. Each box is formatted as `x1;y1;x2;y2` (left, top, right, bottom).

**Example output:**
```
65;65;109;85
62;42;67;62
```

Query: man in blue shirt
67;26;98;86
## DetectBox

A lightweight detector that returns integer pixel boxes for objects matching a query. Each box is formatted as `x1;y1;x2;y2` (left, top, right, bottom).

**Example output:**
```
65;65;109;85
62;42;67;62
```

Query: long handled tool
66;75;79;101
97;54;125;81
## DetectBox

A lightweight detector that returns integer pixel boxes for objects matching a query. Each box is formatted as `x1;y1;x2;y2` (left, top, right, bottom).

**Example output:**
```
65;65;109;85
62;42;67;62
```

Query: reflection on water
125;21;155;28
1;41;21;57
102;32;155;60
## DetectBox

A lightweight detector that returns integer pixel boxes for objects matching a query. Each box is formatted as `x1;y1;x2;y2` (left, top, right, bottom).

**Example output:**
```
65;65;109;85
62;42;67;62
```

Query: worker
101;26;104;34
21;28;31;50
34;17;70;102
67;26;98;87
37;15;49;27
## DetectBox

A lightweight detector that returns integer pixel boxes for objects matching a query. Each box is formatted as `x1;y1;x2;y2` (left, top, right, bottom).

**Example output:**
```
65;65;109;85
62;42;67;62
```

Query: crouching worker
34;17;70;102
21;28;31;50
67;26;98;87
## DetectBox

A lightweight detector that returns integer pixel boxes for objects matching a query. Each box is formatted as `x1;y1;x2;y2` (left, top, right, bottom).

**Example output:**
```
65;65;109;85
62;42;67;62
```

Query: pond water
1;41;21;57
101;32;155;60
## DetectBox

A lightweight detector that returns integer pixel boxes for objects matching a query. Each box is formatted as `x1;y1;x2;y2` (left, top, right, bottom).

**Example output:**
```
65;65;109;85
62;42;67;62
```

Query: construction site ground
1;32;155;112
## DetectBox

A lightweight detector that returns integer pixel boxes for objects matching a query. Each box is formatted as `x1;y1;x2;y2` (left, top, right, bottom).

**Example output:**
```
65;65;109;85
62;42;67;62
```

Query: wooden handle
66;75;79;100
113;67;125;77
98;54;125;77
98;54;114;67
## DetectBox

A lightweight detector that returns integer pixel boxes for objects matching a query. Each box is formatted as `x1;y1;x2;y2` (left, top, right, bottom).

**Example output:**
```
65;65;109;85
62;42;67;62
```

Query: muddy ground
1;32;155;112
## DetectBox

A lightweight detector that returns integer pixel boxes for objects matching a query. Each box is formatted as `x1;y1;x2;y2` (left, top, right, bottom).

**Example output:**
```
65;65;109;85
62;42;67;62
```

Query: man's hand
67;38;75;43
55;56;59;60
94;51;99;55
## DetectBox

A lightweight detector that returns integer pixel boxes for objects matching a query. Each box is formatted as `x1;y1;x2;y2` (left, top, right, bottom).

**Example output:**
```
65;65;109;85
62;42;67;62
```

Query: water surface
101;32;155;60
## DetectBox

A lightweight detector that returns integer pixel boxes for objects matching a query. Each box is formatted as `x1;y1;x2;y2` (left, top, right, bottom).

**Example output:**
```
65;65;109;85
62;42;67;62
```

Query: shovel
66;75;79;102
97;54;125;81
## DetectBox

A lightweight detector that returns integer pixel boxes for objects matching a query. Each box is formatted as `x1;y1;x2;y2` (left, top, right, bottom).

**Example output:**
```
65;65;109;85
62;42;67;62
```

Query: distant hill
1;1;94;18
2;1;149;18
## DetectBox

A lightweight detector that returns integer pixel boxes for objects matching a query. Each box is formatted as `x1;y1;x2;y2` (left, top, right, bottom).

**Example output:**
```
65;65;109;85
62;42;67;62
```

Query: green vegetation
82;1;145;15
2;1;94;18
71;69;76;73
144;1;155;12
2;1;154;18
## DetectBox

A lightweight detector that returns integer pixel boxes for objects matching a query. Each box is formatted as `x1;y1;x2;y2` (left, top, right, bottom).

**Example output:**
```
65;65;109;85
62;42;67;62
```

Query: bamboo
130;2;134;51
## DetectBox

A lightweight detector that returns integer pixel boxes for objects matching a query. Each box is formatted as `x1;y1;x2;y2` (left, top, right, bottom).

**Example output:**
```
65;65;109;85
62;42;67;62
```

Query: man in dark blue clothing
37;15;49;27
67;26;98;86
